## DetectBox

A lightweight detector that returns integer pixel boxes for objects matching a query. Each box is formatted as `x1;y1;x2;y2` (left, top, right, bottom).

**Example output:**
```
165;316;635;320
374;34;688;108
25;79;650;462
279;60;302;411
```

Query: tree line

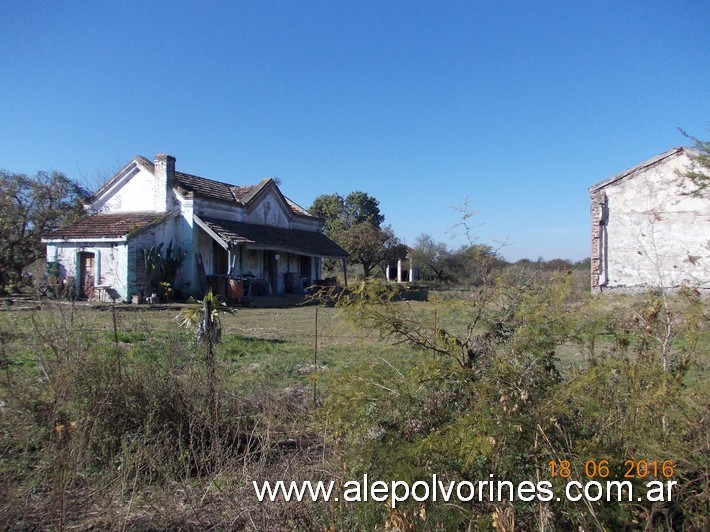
309;191;590;286
2;133;707;295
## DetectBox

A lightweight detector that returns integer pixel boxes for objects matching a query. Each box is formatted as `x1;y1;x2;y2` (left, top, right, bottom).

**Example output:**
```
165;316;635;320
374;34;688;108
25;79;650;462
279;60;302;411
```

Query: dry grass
0;287;706;530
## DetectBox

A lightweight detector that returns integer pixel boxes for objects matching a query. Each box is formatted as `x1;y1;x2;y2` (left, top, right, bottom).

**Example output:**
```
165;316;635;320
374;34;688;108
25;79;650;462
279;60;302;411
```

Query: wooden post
342;258;348;287
203;297;218;437
203;298;212;336
313;306;318;404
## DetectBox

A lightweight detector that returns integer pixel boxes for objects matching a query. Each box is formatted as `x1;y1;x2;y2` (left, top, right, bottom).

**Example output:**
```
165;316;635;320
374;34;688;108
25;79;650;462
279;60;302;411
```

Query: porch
193;215;348;301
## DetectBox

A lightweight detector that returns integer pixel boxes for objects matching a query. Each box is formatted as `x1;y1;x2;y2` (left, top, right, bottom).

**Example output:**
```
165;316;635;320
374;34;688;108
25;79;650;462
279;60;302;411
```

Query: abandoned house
589;146;709;291
42;154;348;301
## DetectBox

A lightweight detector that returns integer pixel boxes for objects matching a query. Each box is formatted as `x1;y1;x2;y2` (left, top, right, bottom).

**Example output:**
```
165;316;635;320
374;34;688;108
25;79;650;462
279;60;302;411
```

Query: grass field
0;284;707;530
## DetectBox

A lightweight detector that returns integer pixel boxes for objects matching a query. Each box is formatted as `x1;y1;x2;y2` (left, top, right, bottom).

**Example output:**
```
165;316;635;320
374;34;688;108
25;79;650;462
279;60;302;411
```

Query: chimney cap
154;153;176;162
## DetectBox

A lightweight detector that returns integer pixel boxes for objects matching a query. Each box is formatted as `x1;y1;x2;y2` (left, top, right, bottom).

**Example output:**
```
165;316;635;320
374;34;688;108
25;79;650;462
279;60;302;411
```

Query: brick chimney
153;154;176;212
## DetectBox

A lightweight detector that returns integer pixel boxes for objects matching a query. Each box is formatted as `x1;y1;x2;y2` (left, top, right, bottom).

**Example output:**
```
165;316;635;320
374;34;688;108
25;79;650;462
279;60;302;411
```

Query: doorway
79;252;95;299
264;251;279;294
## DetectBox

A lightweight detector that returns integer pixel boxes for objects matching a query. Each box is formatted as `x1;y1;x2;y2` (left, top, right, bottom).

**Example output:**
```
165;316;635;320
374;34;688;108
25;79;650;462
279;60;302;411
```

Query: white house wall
92;166;160;213
602;154;710;289
47;242;128;299
176;195;197;296
47;153;335;300
245;191;291;228
127;216;183;297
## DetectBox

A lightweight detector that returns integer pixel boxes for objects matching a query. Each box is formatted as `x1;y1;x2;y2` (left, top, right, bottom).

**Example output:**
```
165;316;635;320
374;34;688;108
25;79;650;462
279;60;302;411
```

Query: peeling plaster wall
597;154;710;290
127;216;180;298
245;192;290;228
47;242;128;299
194;198;245;222
176;196;197;296
291;216;322;231
92;167;158;213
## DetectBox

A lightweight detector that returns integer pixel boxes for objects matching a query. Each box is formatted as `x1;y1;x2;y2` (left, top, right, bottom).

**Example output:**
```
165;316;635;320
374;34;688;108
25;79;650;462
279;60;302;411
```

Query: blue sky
1;1;708;261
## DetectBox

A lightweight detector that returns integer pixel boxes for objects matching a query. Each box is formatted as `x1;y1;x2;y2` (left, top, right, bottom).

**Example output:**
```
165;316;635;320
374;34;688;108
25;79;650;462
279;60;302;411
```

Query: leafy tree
311;190;394;278
309;193;347;237
446;243;506;286
310;190;384;237
409;233;452;283
338;223;405;278
342;191;384;228
0;170;87;292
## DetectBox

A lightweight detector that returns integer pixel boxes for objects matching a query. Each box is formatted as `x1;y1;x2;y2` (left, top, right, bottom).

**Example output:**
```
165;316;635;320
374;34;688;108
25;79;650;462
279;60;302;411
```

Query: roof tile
45;212;167;239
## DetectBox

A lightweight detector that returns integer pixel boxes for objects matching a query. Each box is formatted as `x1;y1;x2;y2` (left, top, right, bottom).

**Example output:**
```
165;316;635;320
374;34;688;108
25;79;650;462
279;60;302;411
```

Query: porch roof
195;216;348;259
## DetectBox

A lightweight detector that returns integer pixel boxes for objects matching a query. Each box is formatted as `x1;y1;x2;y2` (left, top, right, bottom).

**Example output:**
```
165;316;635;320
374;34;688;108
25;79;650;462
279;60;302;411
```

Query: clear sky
1;1;708;261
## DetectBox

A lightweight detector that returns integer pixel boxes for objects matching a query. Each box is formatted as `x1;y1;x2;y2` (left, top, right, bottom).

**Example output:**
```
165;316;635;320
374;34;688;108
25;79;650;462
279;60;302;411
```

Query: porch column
94;249;101;285
397;259;402;283
385;264;390;281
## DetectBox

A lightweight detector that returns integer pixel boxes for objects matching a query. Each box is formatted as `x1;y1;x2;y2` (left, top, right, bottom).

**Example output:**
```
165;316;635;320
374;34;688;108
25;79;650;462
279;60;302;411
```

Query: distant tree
0;170;87;292
309;193;347;237
311;190;393;278
679;131;710;198
573;257;591;271
310;190;384;238
409;233;452;283
540;258;574;271
447;243;506;286
338;223;405;278
342;191;384;228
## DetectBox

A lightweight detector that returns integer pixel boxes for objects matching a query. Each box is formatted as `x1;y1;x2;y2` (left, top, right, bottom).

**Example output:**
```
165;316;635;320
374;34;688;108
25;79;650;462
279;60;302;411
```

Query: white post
397;259;402;283
385;264;390;281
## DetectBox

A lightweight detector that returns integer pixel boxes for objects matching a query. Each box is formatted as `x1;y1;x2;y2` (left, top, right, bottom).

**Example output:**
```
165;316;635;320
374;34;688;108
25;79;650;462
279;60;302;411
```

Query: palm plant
176;290;232;344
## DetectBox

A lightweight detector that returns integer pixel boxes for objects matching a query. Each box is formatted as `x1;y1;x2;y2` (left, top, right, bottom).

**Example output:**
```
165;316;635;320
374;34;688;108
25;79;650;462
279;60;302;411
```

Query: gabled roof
588;147;694;194
195;216;348;258
129;155;314;218
43;212;171;240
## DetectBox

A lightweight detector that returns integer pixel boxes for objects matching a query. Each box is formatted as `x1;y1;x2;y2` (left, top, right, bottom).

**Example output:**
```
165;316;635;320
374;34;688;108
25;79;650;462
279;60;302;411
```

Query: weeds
0;283;707;529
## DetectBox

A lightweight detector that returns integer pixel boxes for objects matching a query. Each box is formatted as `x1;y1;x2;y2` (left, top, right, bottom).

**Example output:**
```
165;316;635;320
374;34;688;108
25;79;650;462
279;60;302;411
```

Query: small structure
385;256;418;283
42;154;348;301
588;147;709;291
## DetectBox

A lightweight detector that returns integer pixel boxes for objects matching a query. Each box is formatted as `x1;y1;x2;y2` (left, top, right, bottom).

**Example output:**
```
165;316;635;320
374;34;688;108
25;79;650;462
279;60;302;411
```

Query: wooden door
80;252;95;299
264;251;277;294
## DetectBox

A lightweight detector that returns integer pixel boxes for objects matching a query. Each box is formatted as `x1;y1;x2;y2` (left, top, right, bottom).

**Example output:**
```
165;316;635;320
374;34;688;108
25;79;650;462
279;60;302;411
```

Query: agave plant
176;290;233;344
142;240;188;297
